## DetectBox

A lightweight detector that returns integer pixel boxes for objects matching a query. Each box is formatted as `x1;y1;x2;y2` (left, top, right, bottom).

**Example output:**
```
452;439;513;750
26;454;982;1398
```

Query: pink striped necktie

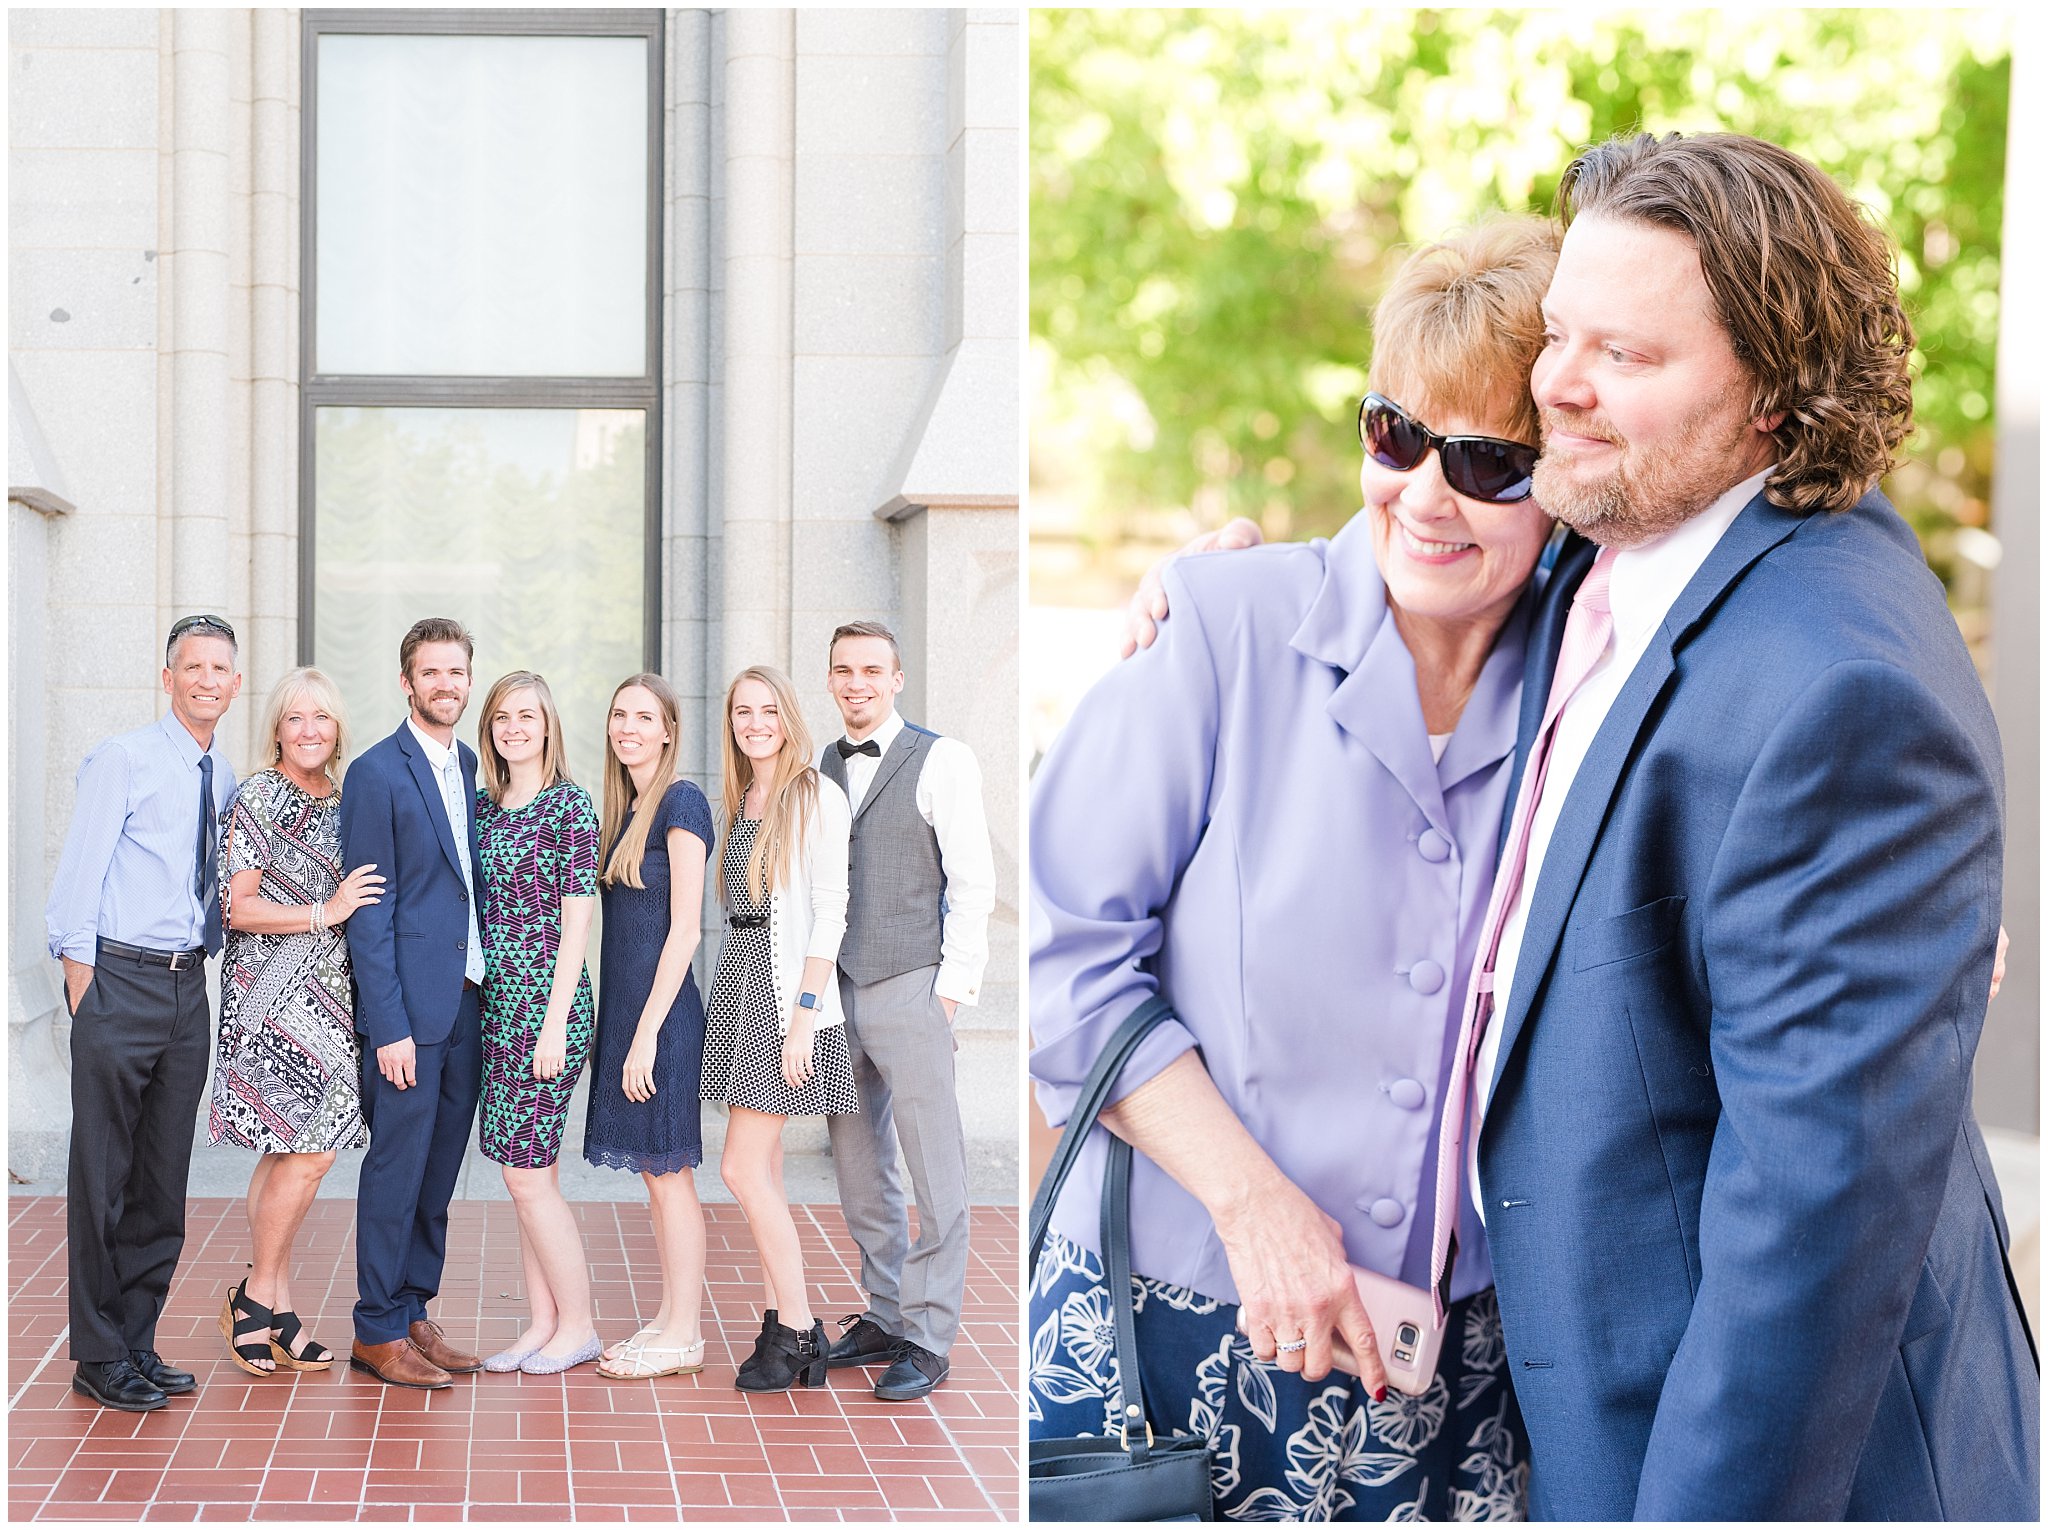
1426;546;1618;1321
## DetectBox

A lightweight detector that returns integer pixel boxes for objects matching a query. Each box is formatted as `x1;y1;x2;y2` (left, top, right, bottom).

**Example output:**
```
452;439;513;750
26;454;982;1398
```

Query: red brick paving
9;1197;1019;1521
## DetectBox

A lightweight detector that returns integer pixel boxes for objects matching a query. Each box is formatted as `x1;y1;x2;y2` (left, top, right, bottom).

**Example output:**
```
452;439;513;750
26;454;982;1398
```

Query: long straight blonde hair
720;665;819;905
599;672;684;889
475;671;572;804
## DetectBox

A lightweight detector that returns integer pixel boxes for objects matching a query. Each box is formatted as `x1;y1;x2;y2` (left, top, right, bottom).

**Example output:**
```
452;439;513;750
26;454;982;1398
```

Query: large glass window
301;11;662;777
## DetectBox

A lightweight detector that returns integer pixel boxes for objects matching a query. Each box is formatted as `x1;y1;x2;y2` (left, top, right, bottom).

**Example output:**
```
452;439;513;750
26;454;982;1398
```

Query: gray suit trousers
827;964;970;1354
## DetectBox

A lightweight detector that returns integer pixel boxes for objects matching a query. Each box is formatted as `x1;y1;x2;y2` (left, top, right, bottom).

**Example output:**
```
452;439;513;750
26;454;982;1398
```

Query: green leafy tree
1031;8;2009;607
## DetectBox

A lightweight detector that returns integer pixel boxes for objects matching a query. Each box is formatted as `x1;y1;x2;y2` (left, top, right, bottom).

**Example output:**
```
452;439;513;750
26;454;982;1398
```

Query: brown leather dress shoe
408;1319;482;1374
350;1338;452;1390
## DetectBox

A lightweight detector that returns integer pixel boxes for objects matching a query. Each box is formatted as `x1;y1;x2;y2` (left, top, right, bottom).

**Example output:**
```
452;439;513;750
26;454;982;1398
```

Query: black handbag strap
1027;994;1175;1270
1028;994;1177;1461
1103;1133;1149;1457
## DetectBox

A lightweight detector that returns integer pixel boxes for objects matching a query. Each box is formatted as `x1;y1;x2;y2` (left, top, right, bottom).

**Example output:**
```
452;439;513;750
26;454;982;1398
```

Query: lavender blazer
1030;513;1542;1303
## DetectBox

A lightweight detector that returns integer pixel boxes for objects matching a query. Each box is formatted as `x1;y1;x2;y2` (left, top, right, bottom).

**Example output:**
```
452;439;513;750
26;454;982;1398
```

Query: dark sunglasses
166;614;236;662
1357;392;1538;505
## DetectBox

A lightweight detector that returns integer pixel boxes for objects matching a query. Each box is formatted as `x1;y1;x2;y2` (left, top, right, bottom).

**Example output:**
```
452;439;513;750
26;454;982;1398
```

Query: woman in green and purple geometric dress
473;670;604;1376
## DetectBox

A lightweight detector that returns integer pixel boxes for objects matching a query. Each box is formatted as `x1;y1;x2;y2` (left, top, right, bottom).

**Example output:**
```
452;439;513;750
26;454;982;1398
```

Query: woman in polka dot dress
702;664;857;1391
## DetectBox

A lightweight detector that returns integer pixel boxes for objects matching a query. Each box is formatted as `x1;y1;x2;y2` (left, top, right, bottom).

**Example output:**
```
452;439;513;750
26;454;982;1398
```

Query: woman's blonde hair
258;667;349;781
599;672;683;889
475;671;572;803
1367;214;1561;448
720;665;819;905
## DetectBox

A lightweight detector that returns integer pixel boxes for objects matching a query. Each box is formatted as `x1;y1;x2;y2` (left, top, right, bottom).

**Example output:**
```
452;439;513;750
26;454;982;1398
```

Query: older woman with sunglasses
1028;218;1557;1520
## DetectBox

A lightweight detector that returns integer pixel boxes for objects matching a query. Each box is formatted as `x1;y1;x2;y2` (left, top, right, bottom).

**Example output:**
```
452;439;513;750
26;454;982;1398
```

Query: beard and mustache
1532;399;1767;549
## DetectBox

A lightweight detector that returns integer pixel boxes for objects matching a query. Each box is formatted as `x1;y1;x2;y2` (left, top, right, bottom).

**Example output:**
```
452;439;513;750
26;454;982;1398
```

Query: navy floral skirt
1029;1232;1530;1521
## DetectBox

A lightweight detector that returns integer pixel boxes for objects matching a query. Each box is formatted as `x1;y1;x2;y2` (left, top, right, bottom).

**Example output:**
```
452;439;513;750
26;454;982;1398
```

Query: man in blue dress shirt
46;615;241;1412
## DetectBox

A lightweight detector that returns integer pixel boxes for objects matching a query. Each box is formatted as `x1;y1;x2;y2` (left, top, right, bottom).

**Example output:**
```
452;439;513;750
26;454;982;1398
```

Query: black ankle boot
734;1318;826;1392
735;1308;779;1383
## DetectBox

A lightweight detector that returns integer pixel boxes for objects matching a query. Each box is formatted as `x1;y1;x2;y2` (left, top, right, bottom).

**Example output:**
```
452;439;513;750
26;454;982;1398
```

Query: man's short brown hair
1559;132;1914;516
828;620;902;673
398;617;475;679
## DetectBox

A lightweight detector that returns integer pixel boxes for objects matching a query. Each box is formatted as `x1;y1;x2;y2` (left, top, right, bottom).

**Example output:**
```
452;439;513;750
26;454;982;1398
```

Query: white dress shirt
831;709;996;1007
1472;470;1768;1216
407;715;486;985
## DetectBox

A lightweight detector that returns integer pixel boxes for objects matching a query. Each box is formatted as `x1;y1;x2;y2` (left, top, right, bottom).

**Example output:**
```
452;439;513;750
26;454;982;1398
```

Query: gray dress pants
827;964;970;1354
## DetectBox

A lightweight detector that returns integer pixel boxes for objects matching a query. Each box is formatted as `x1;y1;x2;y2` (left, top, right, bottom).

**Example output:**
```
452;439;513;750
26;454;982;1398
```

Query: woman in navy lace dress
582;672;716;1379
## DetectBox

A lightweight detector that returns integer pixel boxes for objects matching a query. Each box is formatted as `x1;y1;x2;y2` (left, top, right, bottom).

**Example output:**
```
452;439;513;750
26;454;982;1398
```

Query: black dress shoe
873;1341;948;1401
73;1359;167;1412
129;1349;196;1395
827;1314;902;1370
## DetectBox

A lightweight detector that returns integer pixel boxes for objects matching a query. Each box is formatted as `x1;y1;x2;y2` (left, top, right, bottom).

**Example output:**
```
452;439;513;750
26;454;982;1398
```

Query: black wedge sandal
219;1279;277;1376
269;1309;335;1372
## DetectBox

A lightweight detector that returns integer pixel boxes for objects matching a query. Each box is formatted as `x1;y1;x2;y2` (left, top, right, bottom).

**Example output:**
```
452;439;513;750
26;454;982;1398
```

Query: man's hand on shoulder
1120;517;1265;658
377;1036;417;1090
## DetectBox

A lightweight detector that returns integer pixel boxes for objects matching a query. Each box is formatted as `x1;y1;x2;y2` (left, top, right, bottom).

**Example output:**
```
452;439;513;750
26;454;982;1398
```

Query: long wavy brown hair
1558;131;1914;516
719;665;819;906
598;672;682;889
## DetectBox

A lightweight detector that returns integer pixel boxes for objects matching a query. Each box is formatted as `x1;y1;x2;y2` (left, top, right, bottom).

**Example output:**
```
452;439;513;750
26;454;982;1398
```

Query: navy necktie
197;754;221;956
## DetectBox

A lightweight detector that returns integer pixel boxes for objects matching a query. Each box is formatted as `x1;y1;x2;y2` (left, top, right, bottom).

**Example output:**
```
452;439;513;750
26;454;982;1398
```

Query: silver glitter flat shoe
481;1345;539;1373
519;1333;603;1375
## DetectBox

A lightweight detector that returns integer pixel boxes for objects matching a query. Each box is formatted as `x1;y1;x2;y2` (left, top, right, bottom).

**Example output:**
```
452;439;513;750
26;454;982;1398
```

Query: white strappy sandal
597;1336;706;1379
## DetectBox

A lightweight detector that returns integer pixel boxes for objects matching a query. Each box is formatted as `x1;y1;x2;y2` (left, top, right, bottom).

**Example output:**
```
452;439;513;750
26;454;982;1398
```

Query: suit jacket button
1407;959;1444;995
1387;1078;1425;1110
1369;1198;1406;1228
1417;829;1451;863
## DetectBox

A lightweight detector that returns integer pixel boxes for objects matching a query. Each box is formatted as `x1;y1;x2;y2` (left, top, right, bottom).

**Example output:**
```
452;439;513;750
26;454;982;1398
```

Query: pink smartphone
1345;1265;1446;1395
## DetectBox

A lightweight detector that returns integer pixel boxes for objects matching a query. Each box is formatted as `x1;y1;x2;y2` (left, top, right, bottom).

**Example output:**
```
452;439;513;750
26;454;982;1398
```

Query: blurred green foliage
1030;8;2010;587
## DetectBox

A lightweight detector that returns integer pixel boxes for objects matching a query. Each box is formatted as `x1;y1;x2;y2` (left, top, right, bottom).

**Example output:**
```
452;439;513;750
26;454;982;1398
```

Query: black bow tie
836;737;882;759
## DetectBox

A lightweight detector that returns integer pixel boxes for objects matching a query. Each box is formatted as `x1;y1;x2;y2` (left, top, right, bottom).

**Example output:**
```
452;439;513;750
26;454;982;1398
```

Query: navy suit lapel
1498;534;1598;862
397;723;467;884
1486;492;1806;1094
458;743;484;882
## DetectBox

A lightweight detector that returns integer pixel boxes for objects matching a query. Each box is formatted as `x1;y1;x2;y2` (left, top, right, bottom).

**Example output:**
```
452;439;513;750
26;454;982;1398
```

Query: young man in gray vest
818;621;994;1400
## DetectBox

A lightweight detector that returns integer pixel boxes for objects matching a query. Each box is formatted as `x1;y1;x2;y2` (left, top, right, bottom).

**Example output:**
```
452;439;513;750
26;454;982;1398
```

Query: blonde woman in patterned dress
702;666;858;1391
472;672;604;1375
211;668;382;1376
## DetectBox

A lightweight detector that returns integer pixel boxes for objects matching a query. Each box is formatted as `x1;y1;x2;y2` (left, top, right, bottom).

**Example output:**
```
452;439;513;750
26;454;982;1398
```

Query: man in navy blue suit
1461;133;2038;1518
340;618;488;1389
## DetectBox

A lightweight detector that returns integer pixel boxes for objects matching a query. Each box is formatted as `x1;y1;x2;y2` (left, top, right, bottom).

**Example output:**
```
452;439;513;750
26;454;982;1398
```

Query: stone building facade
9;8;1021;1183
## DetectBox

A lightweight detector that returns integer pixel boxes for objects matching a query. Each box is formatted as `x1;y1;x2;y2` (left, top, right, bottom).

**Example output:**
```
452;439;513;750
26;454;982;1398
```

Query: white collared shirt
829;709;995;1007
407;714;486;985
1472;470;1769;1217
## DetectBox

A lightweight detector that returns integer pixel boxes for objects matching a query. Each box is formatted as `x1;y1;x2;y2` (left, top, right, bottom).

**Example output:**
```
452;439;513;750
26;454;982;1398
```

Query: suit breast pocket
1573;894;1687;971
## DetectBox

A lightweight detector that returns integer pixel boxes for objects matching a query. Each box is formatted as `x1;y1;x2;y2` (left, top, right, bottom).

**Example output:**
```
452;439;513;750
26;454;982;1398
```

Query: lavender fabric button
1388;1078;1426;1110
1408;959;1445;994
1417;828;1452;863
1369;1198;1407;1228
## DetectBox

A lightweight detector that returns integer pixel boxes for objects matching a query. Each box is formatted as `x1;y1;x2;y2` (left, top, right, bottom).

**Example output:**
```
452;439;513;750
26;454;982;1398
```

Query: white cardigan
764;774;851;1033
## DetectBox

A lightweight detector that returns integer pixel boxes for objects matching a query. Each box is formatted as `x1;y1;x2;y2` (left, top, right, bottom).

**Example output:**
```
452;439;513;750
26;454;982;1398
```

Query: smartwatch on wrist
798;991;822;1013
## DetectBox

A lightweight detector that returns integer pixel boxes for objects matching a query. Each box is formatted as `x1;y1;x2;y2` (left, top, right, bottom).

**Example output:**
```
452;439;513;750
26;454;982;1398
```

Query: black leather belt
97;937;207;972
727;914;768;930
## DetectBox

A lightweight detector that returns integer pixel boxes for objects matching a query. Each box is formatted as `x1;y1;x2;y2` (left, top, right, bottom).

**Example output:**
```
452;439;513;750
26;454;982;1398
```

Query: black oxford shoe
873;1341;949;1401
826;1314;902;1370
129;1349;196;1394
73;1359;167;1412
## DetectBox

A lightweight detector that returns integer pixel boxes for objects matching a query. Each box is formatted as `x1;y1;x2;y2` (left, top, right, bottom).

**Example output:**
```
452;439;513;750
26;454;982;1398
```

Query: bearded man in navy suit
1465;133;2037;1519
339;617;490;1390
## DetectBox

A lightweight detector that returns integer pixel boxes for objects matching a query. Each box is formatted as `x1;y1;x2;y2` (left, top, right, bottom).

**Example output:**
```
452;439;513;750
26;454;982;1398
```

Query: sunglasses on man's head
1357;393;1538;505
169;614;236;643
